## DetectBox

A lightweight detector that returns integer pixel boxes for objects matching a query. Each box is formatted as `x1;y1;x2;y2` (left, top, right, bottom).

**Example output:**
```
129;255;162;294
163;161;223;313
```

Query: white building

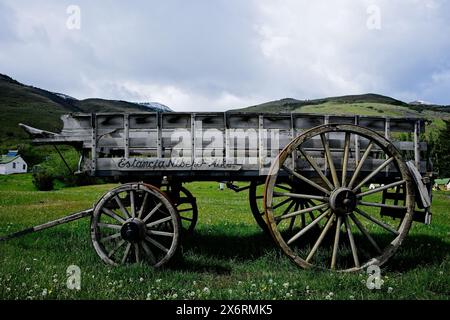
0;150;28;175
433;178;450;191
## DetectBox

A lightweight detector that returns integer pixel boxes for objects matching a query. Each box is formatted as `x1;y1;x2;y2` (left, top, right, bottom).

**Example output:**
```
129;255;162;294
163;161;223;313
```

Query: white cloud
0;0;449;109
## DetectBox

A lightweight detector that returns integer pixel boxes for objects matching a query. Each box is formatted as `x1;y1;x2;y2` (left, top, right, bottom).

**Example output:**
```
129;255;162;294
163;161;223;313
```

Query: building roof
434;178;450;185
0;155;20;164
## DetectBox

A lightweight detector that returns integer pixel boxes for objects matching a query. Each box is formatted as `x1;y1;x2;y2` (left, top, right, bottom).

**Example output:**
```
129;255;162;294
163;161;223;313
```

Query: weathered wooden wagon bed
1;112;433;271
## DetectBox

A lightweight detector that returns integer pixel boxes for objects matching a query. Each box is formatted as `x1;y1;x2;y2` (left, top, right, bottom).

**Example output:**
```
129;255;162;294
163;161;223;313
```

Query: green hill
2;73;450;151
237;93;450;119
0;74;168;146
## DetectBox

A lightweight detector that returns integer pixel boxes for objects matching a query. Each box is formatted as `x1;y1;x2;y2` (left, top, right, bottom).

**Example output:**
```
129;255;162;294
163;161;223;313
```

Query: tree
433;120;450;177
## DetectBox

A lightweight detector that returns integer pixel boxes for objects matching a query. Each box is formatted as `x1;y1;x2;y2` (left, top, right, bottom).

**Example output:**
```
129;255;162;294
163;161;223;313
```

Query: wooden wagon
1;112;433;271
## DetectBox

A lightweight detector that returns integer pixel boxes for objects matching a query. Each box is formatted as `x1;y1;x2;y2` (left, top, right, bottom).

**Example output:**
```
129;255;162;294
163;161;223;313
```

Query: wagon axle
329;188;357;216
121;219;146;242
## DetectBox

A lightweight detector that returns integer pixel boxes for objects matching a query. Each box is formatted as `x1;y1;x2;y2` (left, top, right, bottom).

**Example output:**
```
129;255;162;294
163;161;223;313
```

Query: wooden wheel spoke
180;216;194;221
306;199;326;214
354;208;399;235
358;201;407;210
141;241;157;264
288;216;296;232
298;203;306;228
287;210;329;245
352;157;395;192
177;198;190;204
147;230;174;237
276;203;329;221
146;216;173;228
306;215;335;263
356;180;405;198
276;200;296;226
102;208;125;224
348;141;373;189
331;216;342;269
299;148;334;190
121;243;132;264
272;197;294;210
344;216;360;268
114;196;131;219
107;239;125;258
303;201;317;222
100;232;122;243
145;236;169;253
349;213;382;254
134;243;140;263
282;165;330;195
341;132;351;187
142;202;163;223
177;207;194;213
129;190;136;218
320;133;340;188
138;192;149;219
273;191;328;202
274;184;292;192
97;223;122;230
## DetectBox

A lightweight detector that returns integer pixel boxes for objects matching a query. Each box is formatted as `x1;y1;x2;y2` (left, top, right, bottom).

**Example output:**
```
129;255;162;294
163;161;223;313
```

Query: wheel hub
329;187;357;215
120;218;146;242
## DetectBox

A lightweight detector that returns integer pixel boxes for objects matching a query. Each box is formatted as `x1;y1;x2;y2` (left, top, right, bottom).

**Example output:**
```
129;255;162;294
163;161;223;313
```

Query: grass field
0;174;448;300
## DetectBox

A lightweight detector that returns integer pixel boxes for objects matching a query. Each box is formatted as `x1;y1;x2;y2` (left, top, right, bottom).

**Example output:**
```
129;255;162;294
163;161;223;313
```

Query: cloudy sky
1;0;449;110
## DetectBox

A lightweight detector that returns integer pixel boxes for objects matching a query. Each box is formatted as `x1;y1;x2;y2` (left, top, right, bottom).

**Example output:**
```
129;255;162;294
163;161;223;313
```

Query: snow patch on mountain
54;92;78;101
135;102;172;112
410;100;433;106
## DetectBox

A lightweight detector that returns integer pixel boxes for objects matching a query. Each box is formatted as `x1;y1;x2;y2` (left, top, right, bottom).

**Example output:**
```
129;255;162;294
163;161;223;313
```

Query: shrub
32;170;54;191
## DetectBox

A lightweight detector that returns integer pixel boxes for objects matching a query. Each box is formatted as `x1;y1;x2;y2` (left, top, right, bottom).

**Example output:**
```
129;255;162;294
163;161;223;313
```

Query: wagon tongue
0;208;93;242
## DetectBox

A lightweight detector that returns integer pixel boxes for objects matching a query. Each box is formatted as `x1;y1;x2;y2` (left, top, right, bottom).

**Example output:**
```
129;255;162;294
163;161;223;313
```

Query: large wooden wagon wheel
249;181;315;234
162;185;198;233
91;183;181;267
264;124;415;271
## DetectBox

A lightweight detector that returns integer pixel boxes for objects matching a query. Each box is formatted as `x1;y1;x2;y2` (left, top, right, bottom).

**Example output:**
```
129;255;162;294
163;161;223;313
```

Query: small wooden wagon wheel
264;124;415;271
162;185;198;233
91;183;181;267
249;181;314;234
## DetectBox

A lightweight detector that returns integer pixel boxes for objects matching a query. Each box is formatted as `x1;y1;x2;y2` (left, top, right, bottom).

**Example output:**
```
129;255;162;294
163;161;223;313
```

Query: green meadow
0;174;448;300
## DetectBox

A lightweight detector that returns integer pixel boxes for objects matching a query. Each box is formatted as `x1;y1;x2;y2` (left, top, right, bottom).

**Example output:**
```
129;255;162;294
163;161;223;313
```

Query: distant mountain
236;93;450;118
134;102;172;112
0;73;172;145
